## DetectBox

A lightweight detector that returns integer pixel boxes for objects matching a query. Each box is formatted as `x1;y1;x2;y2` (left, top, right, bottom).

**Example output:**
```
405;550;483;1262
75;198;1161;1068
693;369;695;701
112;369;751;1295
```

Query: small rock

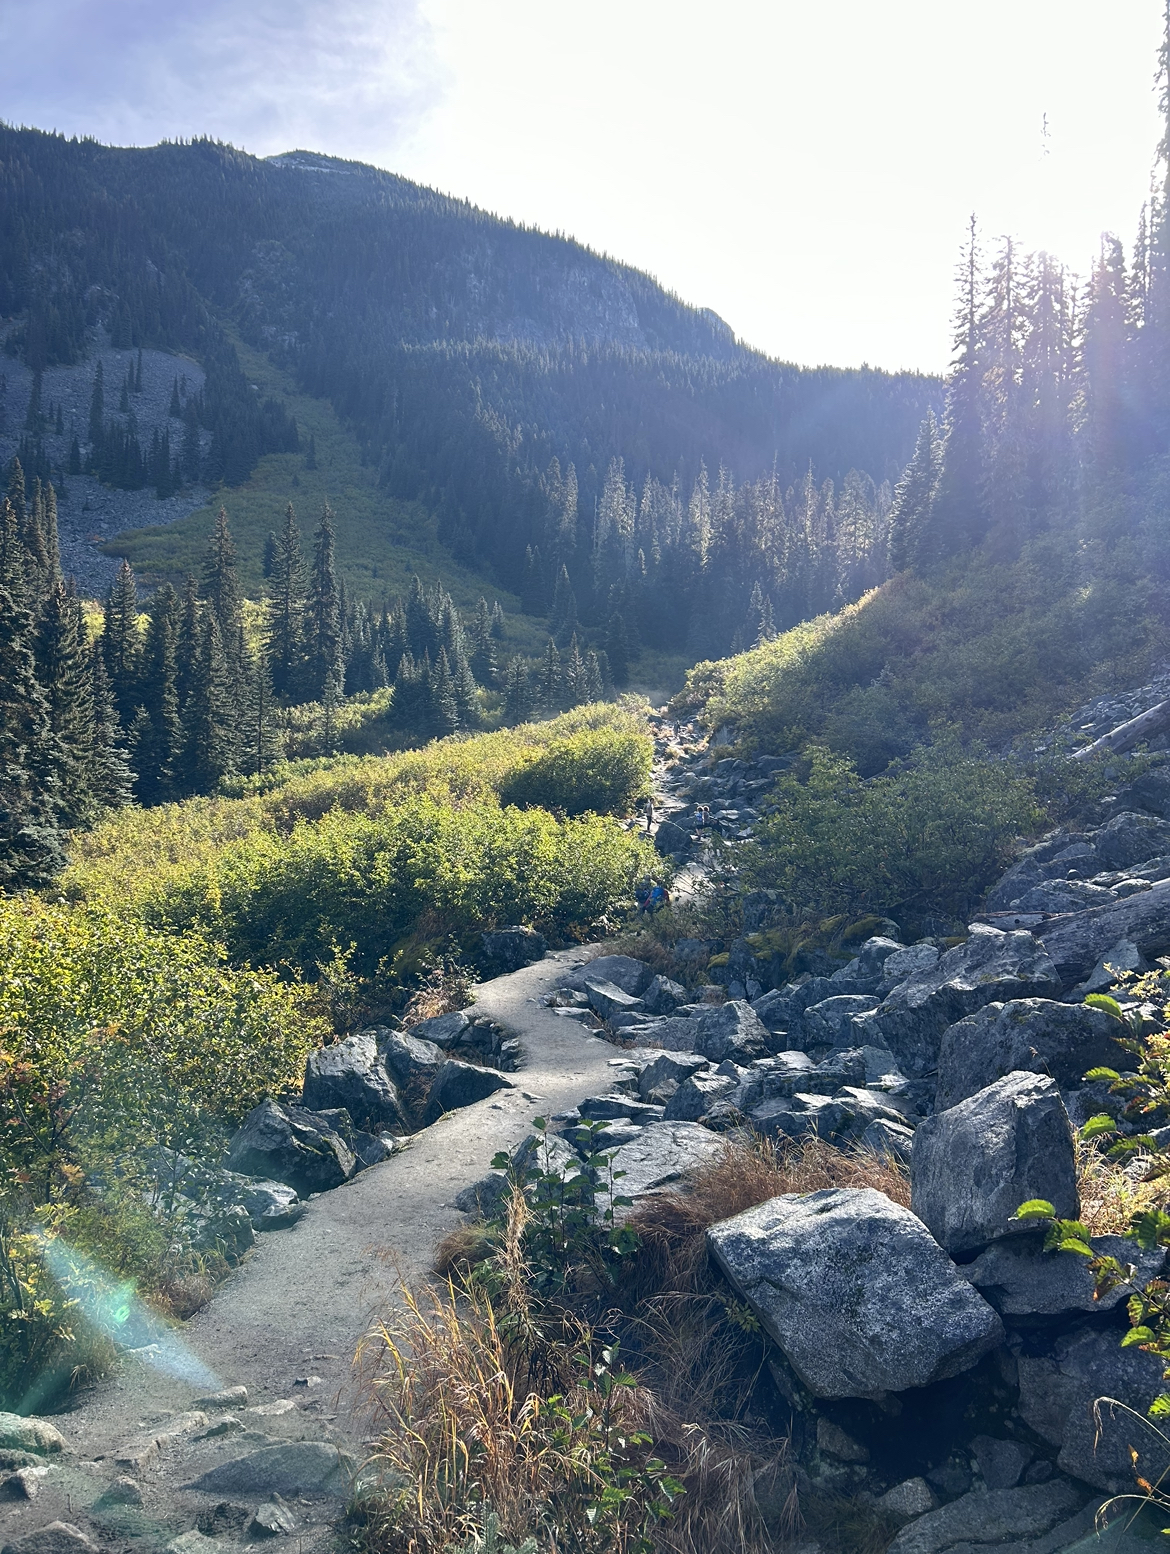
424;1060;515;1123
935;998;1126;1112
250;1496;298;1538
293;1376;323;1389
196;1504;250;1537
969;1435;1033;1491
408;1011;471;1047
380;1030;445;1090
563;954;654;995
884;1480;1086;1554
641;974;689;1015
0;1414;66;1455
194;1385;249;1410
859;1117;915;1165
1;1524;94;1554
166;1533;226;1554
226;1099;357;1196
246;1400;296;1417
692;1000;769;1062
96;1475;143;1507
583;978;644;1021
454;1172;510;1217
816;1418;869;1463
1074;935;1144;995
604;1122;725;1210
962;1232;1165;1320
877;1477;935;1519
197;1416;244;1439
663;1071;738;1121
638;1051;709;1104
0;1466;47;1500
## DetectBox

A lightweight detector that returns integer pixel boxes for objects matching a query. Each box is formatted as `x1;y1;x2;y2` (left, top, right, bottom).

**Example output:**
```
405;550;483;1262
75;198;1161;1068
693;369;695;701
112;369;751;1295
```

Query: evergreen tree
562;634;587;707
470;597;497;686
405;573;439;659
179;610;235;793
933;216;988;557
134;347;143;393
102;559;140;728
503;656;533;724
202;507;243;667
888;411;944;572
604;612;630;687
175;573;200;716
266;502;309;700
307;505;344;700
430;647;458;735
239;651;282;776
88;646;133;810
305;433;318;470
0;499;64;887
36;579;97;824
490;599;506;639
550;563;578;643
538;637;562;712
180;401;202;482
169;377;182;417
262;529;277;578
134;582;182;804
582;648;604;703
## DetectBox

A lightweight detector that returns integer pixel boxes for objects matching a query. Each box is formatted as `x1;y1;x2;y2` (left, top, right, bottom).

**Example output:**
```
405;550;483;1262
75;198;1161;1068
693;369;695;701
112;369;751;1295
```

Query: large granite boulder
604;1122;724;1210
911;1073;1078;1256
707;1188;1003;1399
562;955;653;996
884;1480;1087;1554
302;1030;405;1133
691;1000;769;1062
962;1232;1165;1321
751;978;837;1039
800;995;880;1047
1018;1325;1170;1492
654;818;691;855
1112;767;1170;820
583;978;644;1021
409;1011;471;1047
638;1051;709;1104
935;998;1126;1111
480;925;546;972
423;1060;514;1124
1038;880;1170;984
380;1030;445;1092
870;927;1062;1078
1094;811;1170;870
663;1070;739;1121
877;941;941;996
641;975;689;1015
226;1100;357;1196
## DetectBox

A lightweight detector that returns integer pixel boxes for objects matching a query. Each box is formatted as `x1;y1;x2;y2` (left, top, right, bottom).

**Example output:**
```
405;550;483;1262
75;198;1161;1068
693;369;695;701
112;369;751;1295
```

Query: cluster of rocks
0;1393;355;1554
645;719;786;857
168;1008;519;1258
479;757;1170;1549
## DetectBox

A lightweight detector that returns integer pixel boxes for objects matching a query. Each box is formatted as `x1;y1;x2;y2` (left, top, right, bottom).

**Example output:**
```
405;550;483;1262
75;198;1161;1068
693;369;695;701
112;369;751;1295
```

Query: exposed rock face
662;1070;738;1121
884;1480;1086;1554
1113;768;1170;819
226;1100;357;1196
190;1442;354;1496
302;1030;405;1133
707;1189;1003;1399
654;818;691;854
1038;880;1170;983
563;955;654;996
423;1060;514;1123
911;1073;1078;1257
801;995;880;1046
637;1051;709;1104
871;928;1062;1078
934;999;1125;1111
877;942;940;996
962;1232;1166;1320
641;974;689;1015
480;925;547;971
583;978;644;1021
1017;1325;1170;1492
408;1011;471;1046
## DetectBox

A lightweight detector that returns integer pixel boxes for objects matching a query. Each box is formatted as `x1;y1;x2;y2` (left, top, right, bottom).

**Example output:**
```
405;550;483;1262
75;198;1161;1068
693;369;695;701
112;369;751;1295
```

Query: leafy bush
742;741;1042;932
498;730;652;818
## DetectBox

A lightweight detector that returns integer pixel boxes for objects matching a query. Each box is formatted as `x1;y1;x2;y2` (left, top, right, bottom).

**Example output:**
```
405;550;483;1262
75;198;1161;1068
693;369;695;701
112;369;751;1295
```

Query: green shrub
497;729;652;817
742;740;1043;932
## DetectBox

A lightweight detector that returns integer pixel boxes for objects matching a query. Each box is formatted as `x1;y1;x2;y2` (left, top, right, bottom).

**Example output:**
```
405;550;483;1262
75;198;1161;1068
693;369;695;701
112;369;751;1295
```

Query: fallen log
1070;696;1170;761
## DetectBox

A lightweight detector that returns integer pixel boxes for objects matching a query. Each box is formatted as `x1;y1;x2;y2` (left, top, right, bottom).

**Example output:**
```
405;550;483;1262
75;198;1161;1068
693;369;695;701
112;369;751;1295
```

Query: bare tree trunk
1070;697;1170;761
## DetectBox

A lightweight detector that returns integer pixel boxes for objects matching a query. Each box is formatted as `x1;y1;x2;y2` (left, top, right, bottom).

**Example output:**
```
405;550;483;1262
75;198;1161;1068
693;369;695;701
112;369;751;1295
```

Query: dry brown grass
1077;1136;1164;1236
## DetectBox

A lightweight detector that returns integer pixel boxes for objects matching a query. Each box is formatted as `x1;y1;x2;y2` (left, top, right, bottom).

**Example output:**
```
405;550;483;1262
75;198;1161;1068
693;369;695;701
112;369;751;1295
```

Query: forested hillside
0;126;938;657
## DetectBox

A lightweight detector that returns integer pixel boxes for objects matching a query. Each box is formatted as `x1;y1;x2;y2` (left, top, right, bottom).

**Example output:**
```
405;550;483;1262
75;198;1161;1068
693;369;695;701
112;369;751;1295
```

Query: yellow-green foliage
497;729;652;817
744;741;1043;931
678;532;1162;772
0;897;325;1178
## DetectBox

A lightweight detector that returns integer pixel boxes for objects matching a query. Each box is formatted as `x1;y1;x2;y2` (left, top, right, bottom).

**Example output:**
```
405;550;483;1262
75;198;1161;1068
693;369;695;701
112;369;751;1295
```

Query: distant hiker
644;796;655;831
648;882;670;913
696;804;710;829
635;879;654;915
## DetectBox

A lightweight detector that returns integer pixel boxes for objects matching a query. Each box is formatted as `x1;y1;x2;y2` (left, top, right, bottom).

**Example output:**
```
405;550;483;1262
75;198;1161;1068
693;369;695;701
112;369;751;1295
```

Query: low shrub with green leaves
741;739;1043;933
497;729;652;818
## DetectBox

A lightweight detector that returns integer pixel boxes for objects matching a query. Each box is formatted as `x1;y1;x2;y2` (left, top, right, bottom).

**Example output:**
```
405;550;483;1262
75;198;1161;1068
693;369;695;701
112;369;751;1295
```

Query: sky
0;0;1164;374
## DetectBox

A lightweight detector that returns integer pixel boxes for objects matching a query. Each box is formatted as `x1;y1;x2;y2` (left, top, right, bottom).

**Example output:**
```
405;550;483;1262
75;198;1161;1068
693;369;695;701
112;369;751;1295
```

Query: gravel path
2;946;621;1548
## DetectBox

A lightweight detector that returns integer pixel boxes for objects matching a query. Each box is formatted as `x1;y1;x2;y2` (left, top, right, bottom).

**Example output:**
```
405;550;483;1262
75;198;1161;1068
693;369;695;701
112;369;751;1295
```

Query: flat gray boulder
563;955;653;996
708;1188;1003;1399
963;1232;1165;1320
409;1011;471;1047
302;1030;405;1133
877;941;940;996
871;926;1062;1077
692;1000;769;1062
190;1441;353;1497
1018;1325;1170;1492
884;1480;1086;1554
226;1099;357;1196
424;1060;514;1124
1;1525;95;1554
605;1122;724;1208
584;978;644;1021
638;1051;709;1104
0;1415;66;1455
1038;879;1170;984
654;818;691;854
935;998;1125;1111
480;925;546;971
912;1073;1078;1256
381;1029;445;1091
